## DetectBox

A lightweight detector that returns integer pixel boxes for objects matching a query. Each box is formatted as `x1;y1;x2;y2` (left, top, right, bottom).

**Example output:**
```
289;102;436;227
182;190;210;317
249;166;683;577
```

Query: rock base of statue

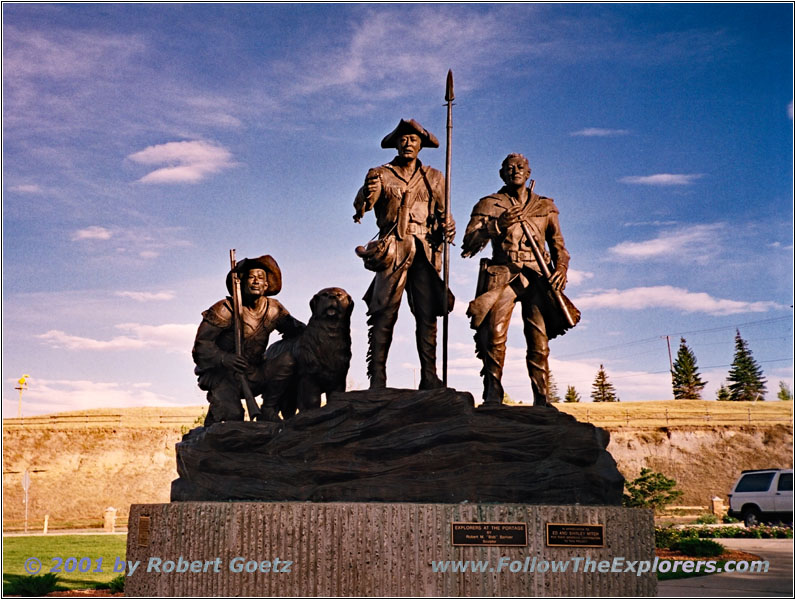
171;387;624;504
125;502;655;596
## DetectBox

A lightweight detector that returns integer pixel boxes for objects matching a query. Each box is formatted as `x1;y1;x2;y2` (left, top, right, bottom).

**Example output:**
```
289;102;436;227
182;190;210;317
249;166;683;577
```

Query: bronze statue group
194;118;579;425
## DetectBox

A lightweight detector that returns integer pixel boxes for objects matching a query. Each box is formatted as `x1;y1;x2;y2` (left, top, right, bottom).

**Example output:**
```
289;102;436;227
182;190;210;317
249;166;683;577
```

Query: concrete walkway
3;529;127;537
658;538;794;597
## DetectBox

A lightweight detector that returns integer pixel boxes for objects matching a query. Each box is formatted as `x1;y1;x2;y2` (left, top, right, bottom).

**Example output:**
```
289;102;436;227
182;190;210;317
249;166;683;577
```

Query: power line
669;316;792;338
556;315;792;360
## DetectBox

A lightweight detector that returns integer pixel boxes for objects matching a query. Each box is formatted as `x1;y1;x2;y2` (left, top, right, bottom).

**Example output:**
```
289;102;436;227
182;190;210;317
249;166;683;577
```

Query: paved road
658;538;794;597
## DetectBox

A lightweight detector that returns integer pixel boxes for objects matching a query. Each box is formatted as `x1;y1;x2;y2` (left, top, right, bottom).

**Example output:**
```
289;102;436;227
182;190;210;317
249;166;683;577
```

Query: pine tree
547;371;562;403
671;337;707;399
727;330;767;401
591;364;619;402
716;384;731;402
564;385;581;403
777;381;793;402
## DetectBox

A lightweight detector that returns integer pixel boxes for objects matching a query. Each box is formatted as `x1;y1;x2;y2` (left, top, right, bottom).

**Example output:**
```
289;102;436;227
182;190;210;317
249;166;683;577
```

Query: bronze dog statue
260;287;353;420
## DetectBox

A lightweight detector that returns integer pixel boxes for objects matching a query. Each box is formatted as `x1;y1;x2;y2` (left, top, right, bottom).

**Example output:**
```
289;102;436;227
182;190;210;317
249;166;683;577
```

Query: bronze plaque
451;522;527;546
546;523;604;547
137;515;151;547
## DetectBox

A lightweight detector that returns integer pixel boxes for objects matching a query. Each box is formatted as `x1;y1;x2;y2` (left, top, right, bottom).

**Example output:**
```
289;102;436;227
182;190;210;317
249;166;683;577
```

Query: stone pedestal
125;502;655;596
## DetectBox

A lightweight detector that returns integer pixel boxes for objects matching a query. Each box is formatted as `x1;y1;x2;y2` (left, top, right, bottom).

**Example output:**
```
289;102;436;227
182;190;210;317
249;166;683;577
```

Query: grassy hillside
2;401;792;530
555;398;792;427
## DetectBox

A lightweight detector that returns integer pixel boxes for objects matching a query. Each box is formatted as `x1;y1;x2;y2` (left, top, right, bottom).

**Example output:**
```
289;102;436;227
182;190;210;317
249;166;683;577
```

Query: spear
442;69;454;387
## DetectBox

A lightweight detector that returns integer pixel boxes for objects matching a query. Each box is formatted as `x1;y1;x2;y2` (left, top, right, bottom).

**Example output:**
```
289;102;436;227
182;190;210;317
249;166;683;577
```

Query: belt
406;222;430;235
507;250;535;262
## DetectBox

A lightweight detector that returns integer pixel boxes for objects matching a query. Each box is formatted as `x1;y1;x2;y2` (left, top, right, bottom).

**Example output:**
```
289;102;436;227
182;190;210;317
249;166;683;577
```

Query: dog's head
309;287;354;322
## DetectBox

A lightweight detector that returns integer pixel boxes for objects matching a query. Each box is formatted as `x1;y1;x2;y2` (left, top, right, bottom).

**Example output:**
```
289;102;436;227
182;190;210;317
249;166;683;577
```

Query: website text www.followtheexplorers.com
430;556;770;576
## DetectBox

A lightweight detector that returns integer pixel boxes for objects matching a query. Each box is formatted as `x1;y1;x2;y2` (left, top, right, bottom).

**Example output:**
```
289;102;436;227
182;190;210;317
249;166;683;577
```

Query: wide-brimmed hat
226;254;282;296
380;118;439;149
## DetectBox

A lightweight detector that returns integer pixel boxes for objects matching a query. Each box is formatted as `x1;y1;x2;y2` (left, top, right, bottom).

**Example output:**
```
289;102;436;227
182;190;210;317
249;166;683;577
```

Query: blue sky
3;3;793;415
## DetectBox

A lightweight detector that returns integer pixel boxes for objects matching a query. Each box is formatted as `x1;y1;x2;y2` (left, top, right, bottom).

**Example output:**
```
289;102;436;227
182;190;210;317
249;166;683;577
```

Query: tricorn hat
381;118;439;149
226;254;282;296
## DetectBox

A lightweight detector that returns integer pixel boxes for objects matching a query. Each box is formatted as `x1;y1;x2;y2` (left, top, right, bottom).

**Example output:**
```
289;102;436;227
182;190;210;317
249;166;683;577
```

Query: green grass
3;534;127;592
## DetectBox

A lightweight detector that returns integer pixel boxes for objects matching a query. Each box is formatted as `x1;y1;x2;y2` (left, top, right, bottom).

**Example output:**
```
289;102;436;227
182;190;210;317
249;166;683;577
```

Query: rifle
512;181;578;329
228;249;262;421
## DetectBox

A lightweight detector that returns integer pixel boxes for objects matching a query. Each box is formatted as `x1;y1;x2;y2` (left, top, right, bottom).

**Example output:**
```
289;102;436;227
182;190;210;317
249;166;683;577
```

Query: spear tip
445;69;454;102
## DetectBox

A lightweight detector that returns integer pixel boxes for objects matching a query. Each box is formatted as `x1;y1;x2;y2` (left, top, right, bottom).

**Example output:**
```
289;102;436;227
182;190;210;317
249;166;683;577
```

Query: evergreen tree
716;384;731;401
564;385;581;403
622;468;683;510
671;337;707;399
777;381;793;402
727;330;767;401
591;364;619;402
547;371;562;403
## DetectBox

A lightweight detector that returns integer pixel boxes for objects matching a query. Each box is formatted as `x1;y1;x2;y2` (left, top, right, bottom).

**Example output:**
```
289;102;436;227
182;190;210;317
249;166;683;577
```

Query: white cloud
37;323;195;353
767;241;793;250
3;377;182;416
3;27;145;82
68;225;191;261
570;128;630;137
566;269;594;287
128;140;237;184
115;291;176;302
494;349;674;403
619;173;703;186
623;220;678;227
573;285;785;316
8;184;43;193
608;224;722;260
71;226;113;241
283;6;529;101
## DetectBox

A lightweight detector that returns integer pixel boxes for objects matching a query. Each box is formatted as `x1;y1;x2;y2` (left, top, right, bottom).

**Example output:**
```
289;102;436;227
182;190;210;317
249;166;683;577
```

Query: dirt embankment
2;421;792;529
607;424;793;505
3;426;181;529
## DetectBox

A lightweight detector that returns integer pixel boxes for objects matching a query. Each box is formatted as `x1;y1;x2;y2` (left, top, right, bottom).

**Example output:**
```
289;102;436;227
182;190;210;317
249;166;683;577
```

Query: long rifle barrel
229;249;262;420
516;183;577;328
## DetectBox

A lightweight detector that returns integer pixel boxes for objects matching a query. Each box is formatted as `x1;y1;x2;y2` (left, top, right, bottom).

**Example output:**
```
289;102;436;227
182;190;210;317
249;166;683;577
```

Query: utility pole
15;374;29;419
22;469;31;533
663;336;675;389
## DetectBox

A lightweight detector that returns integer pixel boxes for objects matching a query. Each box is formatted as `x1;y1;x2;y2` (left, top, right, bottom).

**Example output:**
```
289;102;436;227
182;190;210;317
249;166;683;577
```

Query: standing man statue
353;119;455;390
192;255;305;425
461;154;579;406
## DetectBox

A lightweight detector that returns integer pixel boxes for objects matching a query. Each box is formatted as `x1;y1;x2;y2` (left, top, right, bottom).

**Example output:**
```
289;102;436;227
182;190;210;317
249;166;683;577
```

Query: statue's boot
257;397;282;423
367;312;395;389
528;349;550;406
417;319;443;389
477;329;506;404
482;372;504;405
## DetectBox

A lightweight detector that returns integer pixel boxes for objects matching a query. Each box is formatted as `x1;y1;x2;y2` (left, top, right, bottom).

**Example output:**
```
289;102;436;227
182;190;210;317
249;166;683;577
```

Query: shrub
108;574;125;594
673;538;725;557
654;527;682;549
667;525;793;540
722;514;740;524
623;468;683;510
6;573;60;596
182;411;207;435
696;513;718;524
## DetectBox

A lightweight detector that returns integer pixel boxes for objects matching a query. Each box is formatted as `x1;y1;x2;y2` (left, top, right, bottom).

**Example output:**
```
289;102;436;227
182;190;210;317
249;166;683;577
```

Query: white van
727;468;793;526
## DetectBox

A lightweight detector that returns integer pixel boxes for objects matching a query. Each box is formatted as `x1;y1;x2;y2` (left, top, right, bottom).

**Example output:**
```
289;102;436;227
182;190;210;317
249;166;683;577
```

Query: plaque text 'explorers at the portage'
451;522;528;546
